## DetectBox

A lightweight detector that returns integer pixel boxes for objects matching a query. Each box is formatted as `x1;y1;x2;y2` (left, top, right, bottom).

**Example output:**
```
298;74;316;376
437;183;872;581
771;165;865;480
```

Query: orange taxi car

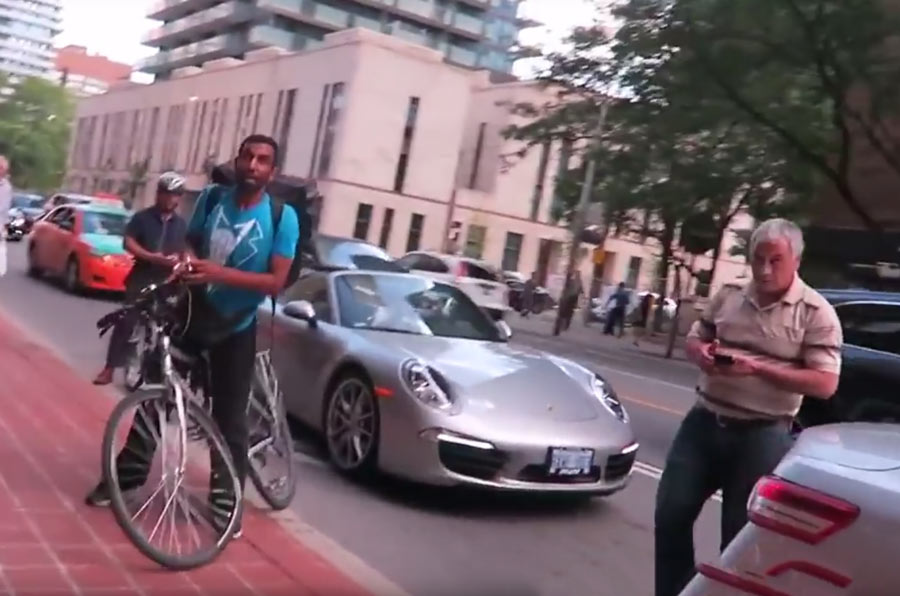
27;203;133;293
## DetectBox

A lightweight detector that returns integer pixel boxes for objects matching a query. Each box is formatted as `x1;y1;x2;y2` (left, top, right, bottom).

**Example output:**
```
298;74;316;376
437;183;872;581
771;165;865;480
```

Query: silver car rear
683;423;900;596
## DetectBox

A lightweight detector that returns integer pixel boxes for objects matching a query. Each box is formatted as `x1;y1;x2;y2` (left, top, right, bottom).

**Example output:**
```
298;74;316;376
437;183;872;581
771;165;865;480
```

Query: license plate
547;447;594;476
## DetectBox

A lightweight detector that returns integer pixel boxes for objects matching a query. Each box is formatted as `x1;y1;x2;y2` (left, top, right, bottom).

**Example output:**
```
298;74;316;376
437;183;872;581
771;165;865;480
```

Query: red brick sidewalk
0;312;374;596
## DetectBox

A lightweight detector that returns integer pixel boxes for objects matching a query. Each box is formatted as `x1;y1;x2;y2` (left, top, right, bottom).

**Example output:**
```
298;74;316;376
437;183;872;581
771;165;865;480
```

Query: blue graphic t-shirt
187;185;300;332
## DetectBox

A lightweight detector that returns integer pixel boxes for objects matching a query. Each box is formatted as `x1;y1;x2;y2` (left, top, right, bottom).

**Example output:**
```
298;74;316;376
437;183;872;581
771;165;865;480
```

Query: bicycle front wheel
247;352;296;510
101;390;242;570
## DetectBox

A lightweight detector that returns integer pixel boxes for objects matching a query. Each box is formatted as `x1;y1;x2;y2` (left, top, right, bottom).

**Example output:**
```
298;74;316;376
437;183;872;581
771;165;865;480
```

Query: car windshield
82;211;128;236
316;236;403;271
335;273;503;341
11;195;44;210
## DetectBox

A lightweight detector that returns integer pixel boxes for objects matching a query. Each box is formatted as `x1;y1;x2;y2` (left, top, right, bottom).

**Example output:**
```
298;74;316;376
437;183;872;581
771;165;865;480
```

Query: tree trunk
653;215;676;332
666;266;684;359
704;223;728;295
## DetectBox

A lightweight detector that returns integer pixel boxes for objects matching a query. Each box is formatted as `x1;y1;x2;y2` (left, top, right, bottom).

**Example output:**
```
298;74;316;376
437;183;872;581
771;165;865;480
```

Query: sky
55;0;607;79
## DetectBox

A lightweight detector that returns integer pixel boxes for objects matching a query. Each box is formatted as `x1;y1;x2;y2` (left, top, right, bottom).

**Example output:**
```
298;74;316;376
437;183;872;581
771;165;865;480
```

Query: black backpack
189;183;305;291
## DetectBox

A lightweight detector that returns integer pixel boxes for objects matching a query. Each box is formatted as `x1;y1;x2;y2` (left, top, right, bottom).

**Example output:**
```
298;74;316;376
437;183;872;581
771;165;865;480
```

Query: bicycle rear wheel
101;390;242;570
247;351;296;510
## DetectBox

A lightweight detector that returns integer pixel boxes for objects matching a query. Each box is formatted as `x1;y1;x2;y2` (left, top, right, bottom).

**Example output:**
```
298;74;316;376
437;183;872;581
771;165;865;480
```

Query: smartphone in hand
713;353;735;366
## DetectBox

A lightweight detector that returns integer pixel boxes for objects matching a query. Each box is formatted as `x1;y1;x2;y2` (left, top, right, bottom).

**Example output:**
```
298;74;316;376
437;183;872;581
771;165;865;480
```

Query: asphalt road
0;242;719;596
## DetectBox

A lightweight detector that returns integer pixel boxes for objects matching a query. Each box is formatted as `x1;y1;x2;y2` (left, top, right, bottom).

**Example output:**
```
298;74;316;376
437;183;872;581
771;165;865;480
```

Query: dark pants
112;321;257;502
604;306;625;336
654;406;794;596
104;282;147;369
559;296;577;330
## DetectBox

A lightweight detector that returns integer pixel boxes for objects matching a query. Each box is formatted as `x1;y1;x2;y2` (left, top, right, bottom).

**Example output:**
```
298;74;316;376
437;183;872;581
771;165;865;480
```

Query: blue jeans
654;406;794;596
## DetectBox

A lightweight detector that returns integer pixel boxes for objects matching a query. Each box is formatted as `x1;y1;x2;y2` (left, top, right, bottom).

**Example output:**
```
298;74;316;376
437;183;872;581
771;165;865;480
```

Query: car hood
80;233;127;256
794;423;900;471
363;332;604;423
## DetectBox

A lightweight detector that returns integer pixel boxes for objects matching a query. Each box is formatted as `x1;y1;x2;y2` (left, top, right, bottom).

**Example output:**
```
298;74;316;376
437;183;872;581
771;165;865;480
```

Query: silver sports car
258;270;639;494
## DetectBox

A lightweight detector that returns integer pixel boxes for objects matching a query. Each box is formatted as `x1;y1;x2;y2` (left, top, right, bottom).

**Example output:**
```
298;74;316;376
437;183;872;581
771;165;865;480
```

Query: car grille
438;442;507;480
605;451;636;481
516;465;602;484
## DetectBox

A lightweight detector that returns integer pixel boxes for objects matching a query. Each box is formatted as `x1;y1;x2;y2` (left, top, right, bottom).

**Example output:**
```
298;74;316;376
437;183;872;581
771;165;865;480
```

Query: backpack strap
268;197;285;347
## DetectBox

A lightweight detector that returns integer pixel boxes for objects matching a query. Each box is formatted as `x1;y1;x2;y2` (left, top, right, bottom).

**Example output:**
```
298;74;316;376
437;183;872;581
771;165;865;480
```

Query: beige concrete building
65;28;749;297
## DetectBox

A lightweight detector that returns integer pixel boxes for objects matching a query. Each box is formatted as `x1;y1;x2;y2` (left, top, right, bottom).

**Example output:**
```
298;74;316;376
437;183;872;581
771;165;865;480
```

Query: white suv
682;423;900;596
396;252;510;320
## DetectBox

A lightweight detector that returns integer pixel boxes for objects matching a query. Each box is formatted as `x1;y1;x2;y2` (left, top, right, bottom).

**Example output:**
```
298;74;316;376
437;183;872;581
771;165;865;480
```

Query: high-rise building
54;45;132;97
140;0;535;79
0;0;62;81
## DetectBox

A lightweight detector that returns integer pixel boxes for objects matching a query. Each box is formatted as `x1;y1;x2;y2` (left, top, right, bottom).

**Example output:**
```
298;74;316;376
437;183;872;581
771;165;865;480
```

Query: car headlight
592;375;628;423
400;359;453;411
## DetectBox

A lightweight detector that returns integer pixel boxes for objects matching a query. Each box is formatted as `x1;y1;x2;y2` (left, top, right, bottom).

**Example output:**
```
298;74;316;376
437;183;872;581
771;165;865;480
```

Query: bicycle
96;265;296;569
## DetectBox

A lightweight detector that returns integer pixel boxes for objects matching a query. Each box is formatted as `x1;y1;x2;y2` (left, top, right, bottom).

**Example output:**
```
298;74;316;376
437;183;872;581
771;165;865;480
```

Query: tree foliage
505;0;900;295
0;75;75;192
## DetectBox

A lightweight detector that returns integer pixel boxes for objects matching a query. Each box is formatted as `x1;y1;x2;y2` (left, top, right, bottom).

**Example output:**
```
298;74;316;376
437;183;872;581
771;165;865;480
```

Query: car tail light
748;475;860;545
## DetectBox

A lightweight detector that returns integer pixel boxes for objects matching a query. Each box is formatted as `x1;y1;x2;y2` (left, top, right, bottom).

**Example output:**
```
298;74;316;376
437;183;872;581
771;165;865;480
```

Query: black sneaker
84;482;112;507
84;479;145;508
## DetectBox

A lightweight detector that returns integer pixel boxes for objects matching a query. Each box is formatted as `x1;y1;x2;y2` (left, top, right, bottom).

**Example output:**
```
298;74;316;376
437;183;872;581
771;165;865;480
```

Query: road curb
0;302;412;596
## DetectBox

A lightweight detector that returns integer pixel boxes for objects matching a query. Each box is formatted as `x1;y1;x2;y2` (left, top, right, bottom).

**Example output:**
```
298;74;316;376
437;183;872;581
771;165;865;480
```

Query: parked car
682;422;900;596
503;271;556;314
796;289;900;430
258;270;638;494
586;290;677;325
302;234;404;272
8;193;47;232
396;252;510;320
27;203;133;293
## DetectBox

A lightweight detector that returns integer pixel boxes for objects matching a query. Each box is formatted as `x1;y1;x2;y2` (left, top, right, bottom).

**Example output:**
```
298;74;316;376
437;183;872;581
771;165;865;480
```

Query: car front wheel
324;373;380;477
64;257;81;294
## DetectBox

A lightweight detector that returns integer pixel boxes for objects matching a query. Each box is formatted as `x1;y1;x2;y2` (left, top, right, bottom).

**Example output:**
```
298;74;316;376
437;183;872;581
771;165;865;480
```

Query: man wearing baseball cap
93;171;189;385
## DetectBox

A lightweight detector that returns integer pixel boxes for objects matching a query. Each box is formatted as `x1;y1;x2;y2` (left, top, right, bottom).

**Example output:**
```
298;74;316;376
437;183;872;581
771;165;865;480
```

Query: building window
502;232;523;272
214;97;228;161
274;89;297;167
626;256;642;288
394;96;420;193
317;82;345;177
378;208;394;249
145;107;160;164
353;203;373;240
468;122;486;189
464;224;486;259
530;140;551;220
406;213;424;252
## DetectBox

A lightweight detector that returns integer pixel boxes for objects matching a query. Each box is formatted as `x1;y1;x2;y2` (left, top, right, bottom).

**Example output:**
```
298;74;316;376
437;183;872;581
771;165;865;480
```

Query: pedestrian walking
92;172;189;386
653;218;843;596
603;282;630;337
633;292;655;346
0;156;11;276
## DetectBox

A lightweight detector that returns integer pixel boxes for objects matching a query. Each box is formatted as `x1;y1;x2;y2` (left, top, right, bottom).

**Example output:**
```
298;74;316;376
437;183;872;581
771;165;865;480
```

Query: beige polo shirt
687;276;842;419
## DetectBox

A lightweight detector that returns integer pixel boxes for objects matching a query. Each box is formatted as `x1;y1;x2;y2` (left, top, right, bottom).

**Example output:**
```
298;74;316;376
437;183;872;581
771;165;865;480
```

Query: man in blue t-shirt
86;135;300;538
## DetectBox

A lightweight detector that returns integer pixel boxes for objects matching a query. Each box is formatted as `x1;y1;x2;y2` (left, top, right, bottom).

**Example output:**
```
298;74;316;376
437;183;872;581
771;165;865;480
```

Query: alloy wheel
325;378;377;471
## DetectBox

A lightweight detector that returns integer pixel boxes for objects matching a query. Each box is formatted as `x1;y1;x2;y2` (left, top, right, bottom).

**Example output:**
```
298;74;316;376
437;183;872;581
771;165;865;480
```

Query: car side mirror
284;300;317;328
496;319;512;341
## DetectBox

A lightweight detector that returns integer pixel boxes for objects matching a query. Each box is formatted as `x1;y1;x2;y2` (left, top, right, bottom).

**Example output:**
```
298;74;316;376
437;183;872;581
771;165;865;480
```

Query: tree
120;159;149;208
504;3;820;307
0;76;74;192
619;0;900;232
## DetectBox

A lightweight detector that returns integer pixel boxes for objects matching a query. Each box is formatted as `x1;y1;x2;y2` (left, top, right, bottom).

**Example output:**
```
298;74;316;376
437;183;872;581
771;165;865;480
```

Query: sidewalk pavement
0;311;376;596
509;310;689;362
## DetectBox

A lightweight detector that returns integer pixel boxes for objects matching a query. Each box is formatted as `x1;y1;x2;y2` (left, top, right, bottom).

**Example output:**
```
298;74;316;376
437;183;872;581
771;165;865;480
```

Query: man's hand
689;338;719;374
182;259;227;285
712;352;757;377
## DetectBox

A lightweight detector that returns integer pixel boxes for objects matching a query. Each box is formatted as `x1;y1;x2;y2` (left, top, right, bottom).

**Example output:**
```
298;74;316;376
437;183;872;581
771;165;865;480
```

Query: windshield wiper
362;326;424;336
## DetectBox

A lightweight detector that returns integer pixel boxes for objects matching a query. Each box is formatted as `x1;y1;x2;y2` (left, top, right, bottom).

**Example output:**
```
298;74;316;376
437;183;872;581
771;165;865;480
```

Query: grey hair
749;218;804;259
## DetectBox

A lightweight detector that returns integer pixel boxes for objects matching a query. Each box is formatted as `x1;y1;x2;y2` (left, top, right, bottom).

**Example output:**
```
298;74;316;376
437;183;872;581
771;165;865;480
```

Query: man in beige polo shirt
654;218;842;596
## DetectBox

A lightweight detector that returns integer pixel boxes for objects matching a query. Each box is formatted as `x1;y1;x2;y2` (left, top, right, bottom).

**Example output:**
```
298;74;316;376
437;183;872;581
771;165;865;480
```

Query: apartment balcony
138;33;243;74
455;0;489;9
143;1;258;47
446;44;477;67
147;0;223;21
258;0;361;33
449;11;484;38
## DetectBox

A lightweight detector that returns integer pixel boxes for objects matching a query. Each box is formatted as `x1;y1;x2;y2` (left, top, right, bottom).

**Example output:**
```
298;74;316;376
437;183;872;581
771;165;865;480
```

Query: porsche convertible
258;269;639;494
